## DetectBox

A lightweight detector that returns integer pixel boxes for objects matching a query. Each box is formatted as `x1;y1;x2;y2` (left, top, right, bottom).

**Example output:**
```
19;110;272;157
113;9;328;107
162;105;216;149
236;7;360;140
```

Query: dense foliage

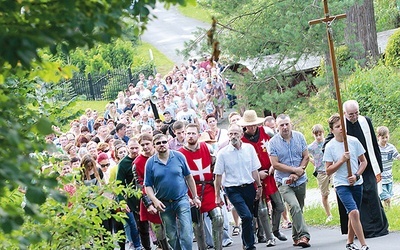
384;29;400;67
0;0;192;245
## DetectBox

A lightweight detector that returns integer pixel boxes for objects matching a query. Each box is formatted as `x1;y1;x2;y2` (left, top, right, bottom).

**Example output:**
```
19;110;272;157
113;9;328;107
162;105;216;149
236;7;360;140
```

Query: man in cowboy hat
237;110;287;247
269;114;311;248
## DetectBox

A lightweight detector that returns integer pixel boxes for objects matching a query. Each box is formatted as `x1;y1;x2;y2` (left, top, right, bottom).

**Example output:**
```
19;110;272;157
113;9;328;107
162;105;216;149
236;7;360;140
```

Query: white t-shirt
323;135;365;187
176;109;197;124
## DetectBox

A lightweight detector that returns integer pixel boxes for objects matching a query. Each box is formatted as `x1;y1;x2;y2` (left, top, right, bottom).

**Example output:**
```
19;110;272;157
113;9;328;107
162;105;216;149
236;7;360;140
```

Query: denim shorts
380;183;393;201
336;185;363;214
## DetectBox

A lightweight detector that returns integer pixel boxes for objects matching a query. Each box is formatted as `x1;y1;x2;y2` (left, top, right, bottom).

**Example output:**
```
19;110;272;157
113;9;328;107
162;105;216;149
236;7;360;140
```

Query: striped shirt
379;143;399;184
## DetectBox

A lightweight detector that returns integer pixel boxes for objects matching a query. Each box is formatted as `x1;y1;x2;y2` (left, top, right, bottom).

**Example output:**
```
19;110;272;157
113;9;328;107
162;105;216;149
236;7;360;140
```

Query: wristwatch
257;185;263;188
354;173;360;181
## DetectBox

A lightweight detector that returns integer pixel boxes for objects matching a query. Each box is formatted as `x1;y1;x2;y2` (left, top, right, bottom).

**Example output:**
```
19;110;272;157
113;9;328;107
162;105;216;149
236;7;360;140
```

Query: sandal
282;221;292;229
232;226;240;236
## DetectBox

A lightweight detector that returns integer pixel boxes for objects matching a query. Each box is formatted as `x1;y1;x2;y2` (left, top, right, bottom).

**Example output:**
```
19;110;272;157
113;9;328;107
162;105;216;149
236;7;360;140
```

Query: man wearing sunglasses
145;133;201;250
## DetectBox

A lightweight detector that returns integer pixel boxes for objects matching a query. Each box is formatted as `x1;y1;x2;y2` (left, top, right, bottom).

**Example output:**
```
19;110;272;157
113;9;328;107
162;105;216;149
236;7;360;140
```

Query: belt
159;198;177;203
229;183;253;188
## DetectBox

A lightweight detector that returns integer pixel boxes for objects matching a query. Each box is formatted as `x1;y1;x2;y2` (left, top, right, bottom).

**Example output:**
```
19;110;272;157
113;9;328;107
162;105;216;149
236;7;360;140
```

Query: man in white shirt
214;124;262;250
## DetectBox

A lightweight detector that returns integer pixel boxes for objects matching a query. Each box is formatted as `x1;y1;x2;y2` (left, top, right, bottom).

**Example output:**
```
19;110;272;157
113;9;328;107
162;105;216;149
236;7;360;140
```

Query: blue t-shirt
144;150;191;200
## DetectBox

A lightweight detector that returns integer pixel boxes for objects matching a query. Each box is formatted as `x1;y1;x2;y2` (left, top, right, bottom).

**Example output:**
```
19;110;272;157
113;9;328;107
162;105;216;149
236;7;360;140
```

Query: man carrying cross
179;123;224;250
324;113;369;250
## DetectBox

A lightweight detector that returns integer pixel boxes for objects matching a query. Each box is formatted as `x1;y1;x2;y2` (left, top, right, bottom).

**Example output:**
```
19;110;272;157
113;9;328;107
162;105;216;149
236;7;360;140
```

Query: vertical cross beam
309;0;352;177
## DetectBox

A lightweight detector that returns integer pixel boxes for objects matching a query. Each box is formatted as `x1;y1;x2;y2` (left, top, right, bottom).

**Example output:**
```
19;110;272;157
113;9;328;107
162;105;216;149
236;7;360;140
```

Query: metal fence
61;67;155;101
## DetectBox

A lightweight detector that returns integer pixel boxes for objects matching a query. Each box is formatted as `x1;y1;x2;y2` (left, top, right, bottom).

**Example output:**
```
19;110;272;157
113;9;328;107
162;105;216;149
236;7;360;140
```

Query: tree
345;0;379;63
182;0;357;114
0;0;193;240
182;0;384;114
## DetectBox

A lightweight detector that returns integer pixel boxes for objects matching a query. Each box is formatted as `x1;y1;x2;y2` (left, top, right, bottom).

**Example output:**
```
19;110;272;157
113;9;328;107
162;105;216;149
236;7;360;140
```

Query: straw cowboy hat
198;131;217;143
236;110;265;126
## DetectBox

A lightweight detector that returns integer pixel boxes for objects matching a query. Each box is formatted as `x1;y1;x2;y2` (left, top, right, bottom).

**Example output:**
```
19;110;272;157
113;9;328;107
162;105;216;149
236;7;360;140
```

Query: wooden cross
309;0;352;177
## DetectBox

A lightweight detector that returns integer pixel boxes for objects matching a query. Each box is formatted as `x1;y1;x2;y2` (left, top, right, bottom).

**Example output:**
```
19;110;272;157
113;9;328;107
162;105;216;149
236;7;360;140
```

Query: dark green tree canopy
0;0;193;238
1;0;194;69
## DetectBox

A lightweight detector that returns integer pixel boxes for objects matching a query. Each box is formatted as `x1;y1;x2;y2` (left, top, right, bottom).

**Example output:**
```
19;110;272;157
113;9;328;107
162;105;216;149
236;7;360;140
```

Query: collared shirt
168;137;184;151
269;130;308;187
214;142;261;187
144;150;191;201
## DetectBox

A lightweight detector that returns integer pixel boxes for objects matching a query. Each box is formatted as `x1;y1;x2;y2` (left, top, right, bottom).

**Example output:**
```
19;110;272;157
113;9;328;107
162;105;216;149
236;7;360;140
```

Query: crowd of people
45;56;394;250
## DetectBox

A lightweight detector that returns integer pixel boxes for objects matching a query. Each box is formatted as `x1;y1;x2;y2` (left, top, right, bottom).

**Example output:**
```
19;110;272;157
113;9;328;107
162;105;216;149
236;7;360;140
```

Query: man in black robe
340;100;389;238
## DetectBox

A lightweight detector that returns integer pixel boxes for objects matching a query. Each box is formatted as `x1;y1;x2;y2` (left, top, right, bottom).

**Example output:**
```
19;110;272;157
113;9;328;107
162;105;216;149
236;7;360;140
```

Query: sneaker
346;243;360;250
273;231;287;241
360;246;369;250
325;215;333;223
266;238;276;247
223;240;233;247
258;236;267;243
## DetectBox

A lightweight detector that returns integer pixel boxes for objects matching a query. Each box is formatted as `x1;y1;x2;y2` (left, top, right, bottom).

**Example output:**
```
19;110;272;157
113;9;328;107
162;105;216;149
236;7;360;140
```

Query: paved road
194;225;399;249
141;3;209;66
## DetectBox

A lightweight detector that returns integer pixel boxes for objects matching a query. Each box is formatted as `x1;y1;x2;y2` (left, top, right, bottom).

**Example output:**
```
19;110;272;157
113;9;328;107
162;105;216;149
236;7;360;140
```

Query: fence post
128;68;133;83
88;73;95;100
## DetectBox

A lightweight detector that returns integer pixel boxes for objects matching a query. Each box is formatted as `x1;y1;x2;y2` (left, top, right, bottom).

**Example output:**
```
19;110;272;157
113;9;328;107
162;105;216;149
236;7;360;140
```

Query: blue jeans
159;196;193;250
125;212;141;248
225;184;256;250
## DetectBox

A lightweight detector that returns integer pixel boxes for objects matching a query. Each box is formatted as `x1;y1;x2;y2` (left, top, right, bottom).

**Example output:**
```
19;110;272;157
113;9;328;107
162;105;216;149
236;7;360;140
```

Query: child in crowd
376;126;400;208
308;124;332;222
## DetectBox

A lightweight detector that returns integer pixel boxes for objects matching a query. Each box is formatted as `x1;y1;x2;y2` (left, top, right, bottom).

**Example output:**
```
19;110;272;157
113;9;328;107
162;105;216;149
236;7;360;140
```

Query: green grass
304;203;400;232
304;204;340;226
136;42;175;76
178;4;212;23
70;100;109;115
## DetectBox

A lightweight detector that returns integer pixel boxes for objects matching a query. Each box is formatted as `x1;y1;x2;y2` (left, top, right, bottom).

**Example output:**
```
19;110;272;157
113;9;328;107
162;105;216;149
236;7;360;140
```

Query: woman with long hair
164;75;174;91
80;154;103;186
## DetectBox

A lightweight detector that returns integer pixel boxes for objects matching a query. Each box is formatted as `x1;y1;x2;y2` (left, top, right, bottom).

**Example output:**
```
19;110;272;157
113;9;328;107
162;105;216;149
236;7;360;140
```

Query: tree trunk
345;0;379;64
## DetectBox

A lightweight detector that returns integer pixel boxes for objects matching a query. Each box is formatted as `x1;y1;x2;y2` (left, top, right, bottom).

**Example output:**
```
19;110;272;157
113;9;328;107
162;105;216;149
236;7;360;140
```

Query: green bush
374;0;400;32
342;64;400;131
385;29;400;67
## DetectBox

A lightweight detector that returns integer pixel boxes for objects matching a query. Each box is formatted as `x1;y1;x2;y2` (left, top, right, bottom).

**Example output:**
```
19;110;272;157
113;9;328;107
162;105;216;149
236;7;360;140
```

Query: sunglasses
155;140;168;146
102;149;110;153
100;163;110;168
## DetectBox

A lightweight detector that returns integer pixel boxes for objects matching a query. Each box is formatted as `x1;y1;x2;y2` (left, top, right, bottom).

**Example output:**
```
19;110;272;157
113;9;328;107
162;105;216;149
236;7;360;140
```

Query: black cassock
323;117;389;238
